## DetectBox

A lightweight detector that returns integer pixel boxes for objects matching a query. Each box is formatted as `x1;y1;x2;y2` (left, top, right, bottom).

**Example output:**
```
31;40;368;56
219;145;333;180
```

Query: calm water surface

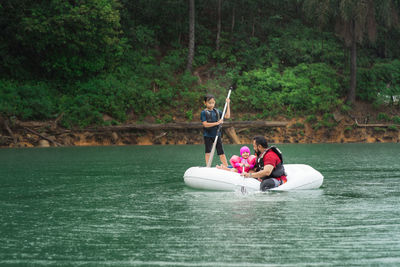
1;143;400;266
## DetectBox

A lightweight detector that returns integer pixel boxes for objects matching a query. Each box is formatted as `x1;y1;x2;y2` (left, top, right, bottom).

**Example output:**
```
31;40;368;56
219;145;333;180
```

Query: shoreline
2;101;400;148
2;119;399;148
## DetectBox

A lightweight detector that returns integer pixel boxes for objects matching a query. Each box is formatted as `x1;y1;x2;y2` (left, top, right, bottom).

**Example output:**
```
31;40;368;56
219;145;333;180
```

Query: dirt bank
1;102;399;148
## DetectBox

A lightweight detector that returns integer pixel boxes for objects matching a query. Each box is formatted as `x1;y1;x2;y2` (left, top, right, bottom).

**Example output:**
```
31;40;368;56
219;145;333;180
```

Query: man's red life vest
255;146;286;180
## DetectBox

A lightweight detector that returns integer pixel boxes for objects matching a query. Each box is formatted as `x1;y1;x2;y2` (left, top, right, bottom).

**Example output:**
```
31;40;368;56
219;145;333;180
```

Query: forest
1;0;400;130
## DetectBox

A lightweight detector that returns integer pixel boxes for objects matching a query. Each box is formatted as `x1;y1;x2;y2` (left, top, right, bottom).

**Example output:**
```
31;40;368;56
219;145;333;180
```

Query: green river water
1;143;400;266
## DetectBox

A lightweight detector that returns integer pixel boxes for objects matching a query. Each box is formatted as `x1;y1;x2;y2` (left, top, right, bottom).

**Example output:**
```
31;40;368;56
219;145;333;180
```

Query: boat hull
183;164;323;191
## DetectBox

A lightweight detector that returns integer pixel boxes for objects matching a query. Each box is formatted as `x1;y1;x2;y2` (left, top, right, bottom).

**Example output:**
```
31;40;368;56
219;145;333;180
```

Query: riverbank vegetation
1;0;400;131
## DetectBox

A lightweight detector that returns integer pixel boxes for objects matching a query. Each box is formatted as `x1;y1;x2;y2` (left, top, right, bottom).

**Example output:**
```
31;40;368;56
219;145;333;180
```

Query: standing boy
200;94;230;166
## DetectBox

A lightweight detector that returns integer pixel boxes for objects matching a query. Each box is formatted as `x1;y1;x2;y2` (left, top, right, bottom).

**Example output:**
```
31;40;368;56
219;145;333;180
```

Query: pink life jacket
230;154;257;173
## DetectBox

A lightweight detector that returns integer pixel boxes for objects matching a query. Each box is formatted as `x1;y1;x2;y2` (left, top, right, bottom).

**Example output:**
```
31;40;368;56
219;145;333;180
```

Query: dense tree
0;0;123;80
1;0;400;127
216;0;222;50
303;0;399;104
118;0;187;49
186;0;195;72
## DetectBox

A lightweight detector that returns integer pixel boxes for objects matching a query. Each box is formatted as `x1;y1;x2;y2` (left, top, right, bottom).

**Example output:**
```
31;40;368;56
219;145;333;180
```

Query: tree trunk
231;6;235;35
321;35;324;62
186;0;195;72
347;23;357;104
252;17;255;37
225;127;240;144
216;0;222;50
3;117;17;144
85;121;289;131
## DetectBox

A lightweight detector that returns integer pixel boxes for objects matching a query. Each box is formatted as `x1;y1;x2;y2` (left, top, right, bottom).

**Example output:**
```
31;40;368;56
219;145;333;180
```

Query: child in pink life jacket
230;146;256;173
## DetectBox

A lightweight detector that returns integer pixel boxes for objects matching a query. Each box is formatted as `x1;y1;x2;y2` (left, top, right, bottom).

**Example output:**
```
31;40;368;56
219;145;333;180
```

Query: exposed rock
2;102;400;148
111;132;119;143
62;135;74;146
103;114;114;122
13;142;33;148
333;112;344;122
38;140;50;147
0;135;12;146
137;135;153;145
383;136;393;141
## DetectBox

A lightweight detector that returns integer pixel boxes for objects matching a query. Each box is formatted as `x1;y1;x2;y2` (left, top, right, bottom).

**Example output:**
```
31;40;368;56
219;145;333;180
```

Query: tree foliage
234;63;341;116
0;0;123;80
1;0;400;127
303;0;400;103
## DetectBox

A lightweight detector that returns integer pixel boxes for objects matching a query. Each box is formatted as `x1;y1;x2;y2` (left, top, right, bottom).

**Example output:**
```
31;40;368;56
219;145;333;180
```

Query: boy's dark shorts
204;136;224;155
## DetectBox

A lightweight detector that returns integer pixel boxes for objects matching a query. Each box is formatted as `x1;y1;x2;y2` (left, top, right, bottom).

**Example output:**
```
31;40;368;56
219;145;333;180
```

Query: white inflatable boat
183;164;323;192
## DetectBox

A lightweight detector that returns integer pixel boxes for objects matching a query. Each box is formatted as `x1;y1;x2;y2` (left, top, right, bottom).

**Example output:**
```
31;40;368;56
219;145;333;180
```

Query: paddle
206;88;232;168
240;162;247;194
241;166;247;193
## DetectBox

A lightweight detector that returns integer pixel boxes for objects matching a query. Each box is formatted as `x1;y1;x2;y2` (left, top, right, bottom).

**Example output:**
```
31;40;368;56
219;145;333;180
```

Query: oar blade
206;136;218;167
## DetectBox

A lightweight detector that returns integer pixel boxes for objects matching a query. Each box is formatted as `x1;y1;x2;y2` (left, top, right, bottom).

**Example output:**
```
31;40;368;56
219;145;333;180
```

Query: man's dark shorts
204;136;224;155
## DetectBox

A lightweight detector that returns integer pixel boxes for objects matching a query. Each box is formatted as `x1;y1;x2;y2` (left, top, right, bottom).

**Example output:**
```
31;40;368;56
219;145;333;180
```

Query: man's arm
243;164;273;179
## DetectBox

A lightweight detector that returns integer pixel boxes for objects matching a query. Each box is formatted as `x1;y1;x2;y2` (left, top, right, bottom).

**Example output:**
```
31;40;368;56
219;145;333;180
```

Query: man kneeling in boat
242;136;287;191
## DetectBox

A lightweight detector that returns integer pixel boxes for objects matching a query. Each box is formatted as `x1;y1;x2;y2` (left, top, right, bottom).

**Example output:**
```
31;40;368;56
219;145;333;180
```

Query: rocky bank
1;102;400;148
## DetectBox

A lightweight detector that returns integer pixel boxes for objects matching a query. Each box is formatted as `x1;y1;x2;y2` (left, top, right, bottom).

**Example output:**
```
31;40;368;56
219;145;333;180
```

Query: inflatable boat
183;164;323;192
